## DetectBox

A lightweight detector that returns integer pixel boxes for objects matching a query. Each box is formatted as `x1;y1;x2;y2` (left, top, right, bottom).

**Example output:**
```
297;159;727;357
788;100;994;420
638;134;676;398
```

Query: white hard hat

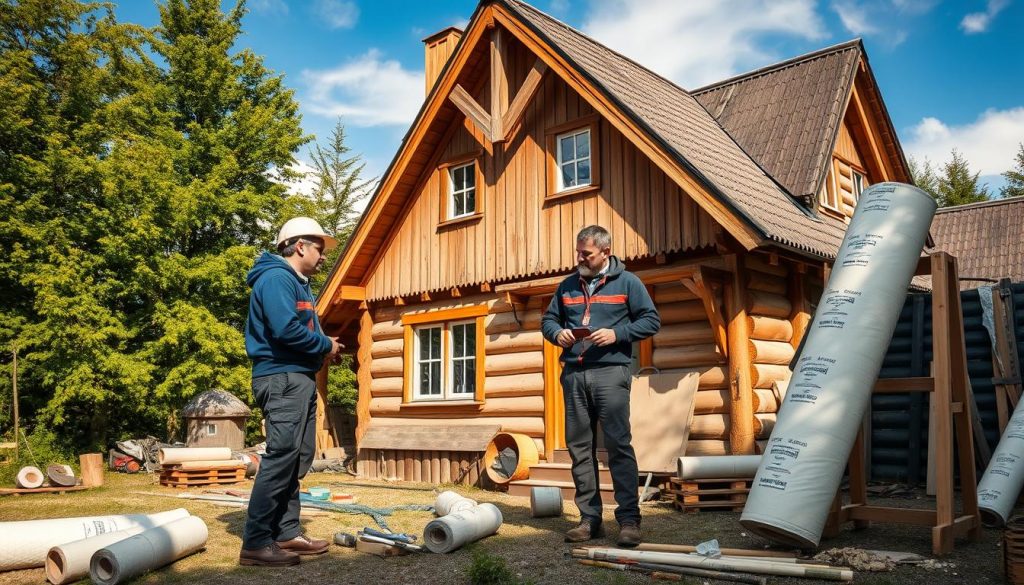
276;217;338;250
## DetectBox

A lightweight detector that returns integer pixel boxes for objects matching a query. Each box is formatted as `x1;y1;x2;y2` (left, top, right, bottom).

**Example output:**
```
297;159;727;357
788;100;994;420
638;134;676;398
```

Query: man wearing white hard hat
240;217;343;566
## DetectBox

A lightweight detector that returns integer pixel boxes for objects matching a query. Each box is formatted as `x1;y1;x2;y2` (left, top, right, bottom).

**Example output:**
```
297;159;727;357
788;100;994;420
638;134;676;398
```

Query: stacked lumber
668;477;753;513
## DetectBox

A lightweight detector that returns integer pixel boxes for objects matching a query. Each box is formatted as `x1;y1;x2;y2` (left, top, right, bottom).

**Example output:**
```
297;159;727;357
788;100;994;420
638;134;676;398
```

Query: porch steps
507;478;618;505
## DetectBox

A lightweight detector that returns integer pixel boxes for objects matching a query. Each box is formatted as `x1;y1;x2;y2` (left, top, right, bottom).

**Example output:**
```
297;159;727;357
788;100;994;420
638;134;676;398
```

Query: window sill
401;400;484;413
545;183;600;203
437;212;483;230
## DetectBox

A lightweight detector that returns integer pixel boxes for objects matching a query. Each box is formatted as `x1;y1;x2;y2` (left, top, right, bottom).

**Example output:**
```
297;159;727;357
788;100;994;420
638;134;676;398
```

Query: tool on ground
362;527;416;543
333;532;357;548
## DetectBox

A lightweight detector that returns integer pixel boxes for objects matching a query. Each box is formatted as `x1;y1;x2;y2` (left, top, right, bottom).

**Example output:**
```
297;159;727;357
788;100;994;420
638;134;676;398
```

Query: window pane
431;363;441;394
453;361;464;394
419;329;430;360
577;159;591;184
559;135;574;163
466;323;476;354
465;360;476;393
431;328;441;358
464;166;475;189
465;188;475;214
453;324;465;357
454;192;464;216
576;131;590;157
453;166;465;191
419;363;430;393
562;163;576;188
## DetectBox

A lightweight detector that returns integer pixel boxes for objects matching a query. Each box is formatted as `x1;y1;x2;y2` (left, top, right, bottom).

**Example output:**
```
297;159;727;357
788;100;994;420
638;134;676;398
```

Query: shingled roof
930;198;1024;284
693;42;861;202
502;0;848;258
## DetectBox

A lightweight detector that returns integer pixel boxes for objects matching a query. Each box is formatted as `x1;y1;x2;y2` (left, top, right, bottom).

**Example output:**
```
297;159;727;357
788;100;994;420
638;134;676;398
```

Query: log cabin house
313;0;912;489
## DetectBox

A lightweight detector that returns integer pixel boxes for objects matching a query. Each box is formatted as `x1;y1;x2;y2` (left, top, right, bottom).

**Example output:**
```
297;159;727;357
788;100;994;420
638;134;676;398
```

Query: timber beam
680;266;730;358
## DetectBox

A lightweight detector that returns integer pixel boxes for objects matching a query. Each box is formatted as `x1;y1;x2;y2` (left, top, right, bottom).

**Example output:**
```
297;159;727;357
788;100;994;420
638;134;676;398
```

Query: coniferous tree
1002;142;1024;198
936;149;989;207
908;156;941;200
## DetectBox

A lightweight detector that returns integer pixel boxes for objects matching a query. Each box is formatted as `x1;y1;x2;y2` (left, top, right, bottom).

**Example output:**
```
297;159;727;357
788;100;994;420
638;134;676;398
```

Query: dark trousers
242;371;317;549
561;363;640;525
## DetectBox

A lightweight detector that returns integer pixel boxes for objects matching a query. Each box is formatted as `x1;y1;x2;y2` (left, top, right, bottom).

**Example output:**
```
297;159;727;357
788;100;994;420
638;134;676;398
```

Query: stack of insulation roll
157;447;247;487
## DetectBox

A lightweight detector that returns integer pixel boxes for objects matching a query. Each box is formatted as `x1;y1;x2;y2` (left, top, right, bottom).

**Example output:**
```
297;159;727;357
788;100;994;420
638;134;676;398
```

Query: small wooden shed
182;389;251;450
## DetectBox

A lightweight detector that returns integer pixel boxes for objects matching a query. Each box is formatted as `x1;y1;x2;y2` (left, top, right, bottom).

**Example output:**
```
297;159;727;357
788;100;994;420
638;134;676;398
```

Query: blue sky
114;0;1023;196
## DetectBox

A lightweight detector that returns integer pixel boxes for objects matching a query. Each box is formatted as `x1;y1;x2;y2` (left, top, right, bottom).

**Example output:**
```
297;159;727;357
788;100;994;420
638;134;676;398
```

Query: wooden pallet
159;464;246;488
0;485;88;496
668;477;752;513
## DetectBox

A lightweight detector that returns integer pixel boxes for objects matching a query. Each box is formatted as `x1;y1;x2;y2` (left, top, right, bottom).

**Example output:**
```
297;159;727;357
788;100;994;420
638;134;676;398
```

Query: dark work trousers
242;371;318;549
561;363;640;525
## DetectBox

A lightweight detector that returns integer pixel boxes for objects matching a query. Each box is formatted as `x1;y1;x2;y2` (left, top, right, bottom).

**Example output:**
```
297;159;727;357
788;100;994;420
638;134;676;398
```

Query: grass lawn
0;472;1008;584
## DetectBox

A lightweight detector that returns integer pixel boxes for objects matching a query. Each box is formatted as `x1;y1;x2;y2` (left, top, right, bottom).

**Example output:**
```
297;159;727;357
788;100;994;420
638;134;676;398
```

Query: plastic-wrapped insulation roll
16;466;45;489
157;447;232;465
978;401;1024;526
740;182;936;549
530;486;563;517
433;490;478;516
0;508;190;571
423;503;502;553
89;516;208;585
677;455;761;480
45;509;190;585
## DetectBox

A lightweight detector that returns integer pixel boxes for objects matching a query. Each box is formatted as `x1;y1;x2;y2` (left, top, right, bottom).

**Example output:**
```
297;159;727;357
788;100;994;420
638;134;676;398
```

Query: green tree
1002;142;1024;198
908;156;940;200
936;149;989;207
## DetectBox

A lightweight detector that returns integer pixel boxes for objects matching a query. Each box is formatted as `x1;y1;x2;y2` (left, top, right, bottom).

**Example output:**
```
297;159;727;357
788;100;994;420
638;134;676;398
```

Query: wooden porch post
725;255;755;454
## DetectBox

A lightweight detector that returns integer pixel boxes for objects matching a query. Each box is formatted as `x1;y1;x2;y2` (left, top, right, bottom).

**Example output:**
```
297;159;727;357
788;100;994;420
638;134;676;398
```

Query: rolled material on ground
46;465;77;487
423;503;502;553
0;508;191;571
677;455;761;480
157;447;232;465
45;509;191;585
741;183;936;549
581;547;853;581
16;466;45;489
978;399;1024;526
89;515;208;585
434;490;478;516
176;459;243;469
530;486;563;517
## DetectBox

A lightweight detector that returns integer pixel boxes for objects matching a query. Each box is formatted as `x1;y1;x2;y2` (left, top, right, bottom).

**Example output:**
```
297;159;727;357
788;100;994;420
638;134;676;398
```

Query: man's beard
577;263;596;278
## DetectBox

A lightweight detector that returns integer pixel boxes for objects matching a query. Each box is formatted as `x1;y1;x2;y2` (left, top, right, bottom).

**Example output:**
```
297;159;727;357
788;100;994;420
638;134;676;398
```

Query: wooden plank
0;486;89;496
450;84;492;142
490;27;507;141
501;60;547;140
359;424;500;451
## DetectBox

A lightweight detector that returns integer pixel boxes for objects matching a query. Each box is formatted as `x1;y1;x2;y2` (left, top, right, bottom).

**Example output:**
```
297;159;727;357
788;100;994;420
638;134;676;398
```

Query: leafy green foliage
466;548;536;585
1002;142;1024;198
0;428;76;486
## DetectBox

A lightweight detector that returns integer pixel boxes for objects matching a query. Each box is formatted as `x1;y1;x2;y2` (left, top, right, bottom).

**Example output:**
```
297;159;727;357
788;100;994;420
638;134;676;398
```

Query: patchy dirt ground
0;472;1009;584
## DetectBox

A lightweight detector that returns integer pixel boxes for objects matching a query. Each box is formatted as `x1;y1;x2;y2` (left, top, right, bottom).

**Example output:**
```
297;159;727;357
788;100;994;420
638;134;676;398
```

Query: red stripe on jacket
296;301;313;310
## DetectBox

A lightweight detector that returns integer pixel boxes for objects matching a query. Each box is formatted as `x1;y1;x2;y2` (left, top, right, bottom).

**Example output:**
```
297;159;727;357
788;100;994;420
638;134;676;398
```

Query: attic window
557;129;591;190
438;150;484;227
546;114;601;199
853;170;865;201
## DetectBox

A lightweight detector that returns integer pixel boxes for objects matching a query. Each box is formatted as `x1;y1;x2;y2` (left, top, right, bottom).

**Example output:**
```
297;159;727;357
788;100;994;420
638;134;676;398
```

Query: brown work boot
617;522;642;548
277;534;329;555
239;542;301;566
564;519;606;543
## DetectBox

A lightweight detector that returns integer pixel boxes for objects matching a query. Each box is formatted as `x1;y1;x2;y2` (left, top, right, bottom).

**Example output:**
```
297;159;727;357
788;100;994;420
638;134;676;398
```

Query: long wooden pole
12;345;18;459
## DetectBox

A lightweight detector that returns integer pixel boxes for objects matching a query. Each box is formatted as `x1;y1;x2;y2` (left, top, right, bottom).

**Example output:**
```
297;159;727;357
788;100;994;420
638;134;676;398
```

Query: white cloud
903;107;1024;177
302;50;425;127
250;0;288;16
960;0;1009;34
314;0;359;30
832;1;878;34
580;0;827;89
891;0;938;14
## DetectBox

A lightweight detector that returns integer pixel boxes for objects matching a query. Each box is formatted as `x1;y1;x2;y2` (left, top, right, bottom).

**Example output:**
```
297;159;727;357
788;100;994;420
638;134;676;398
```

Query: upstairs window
556;129;592;191
448;162;476;219
852;169;866;201
546;114;601;199
438;151;484;226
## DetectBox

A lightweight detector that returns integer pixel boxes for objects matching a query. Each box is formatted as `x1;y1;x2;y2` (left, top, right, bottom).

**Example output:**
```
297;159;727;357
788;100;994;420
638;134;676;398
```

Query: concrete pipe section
423;503;502;553
0;509;190;571
90;515;208;585
740;183;936;548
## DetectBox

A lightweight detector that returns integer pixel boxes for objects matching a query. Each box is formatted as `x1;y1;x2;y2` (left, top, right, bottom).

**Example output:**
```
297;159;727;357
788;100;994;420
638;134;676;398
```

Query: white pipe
16;466;45;489
978;400;1024;526
157;447;232;465
423;503;503;553
740;183;936;549
45;510;190;584
530;486;563;517
90;516;208;585
433;490;477;516
582;547;853;581
0;509;190;571
677;455;761;480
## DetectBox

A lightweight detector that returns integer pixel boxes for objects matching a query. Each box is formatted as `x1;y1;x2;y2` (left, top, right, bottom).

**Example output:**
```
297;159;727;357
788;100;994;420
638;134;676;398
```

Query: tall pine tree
908;156;940;200
936;149;989;207
1002;142;1024;198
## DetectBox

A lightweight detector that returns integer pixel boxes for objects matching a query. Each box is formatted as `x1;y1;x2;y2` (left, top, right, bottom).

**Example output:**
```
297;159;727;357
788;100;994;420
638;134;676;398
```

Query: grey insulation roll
978;401;1024;526
423;503;502;553
45;509;190;585
434;490;478;516
157;447;232;465
16;466;45;489
677;455;761;480
740;183;936;548
0;508;190;571
90;515;208;585
530;486;563;517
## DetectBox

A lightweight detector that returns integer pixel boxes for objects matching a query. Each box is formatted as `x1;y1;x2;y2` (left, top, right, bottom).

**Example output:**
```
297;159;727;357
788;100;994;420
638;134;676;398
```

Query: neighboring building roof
182;389;252;418
693;41;861;202
930;198;1024;284
502;0;848;258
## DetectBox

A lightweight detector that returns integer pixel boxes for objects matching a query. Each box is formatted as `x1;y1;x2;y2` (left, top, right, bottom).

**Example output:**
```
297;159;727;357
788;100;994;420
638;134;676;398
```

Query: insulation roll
45;510;191;585
677;455;761;480
0;509;191;571
530;486;563;518
434;491;478;516
16;466;45;489
89;516;208;585
741;183;936;549
157;447;232;465
978;401;1024;526
423;503;502;553
46;464;77;487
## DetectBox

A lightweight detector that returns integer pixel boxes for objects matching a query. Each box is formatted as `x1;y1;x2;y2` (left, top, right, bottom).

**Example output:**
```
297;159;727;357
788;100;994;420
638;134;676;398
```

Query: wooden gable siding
365;40;719;301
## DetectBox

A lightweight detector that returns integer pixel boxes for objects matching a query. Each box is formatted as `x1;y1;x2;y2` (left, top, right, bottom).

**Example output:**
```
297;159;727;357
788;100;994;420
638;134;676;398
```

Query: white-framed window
852;170;865;201
412;320;477;401
205;423;217;436
448;162;476;219
556;128;592;191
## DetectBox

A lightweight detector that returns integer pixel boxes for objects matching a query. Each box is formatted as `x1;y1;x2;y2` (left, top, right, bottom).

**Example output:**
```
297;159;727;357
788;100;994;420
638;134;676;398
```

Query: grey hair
279;236;323;257
576;225;611;249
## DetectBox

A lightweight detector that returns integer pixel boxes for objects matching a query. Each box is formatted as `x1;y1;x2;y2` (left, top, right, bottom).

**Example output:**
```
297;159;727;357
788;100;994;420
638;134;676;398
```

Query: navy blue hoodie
245;252;333;377
541;256;660;366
